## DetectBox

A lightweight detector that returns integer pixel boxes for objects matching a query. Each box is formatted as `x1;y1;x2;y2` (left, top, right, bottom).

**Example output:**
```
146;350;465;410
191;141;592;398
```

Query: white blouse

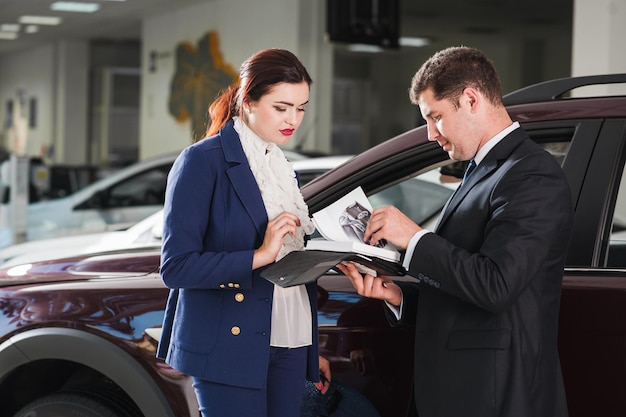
234;117;315;348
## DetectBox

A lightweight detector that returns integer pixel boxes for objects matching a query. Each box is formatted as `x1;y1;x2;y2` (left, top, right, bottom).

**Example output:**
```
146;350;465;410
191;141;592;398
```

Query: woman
157;48;330;417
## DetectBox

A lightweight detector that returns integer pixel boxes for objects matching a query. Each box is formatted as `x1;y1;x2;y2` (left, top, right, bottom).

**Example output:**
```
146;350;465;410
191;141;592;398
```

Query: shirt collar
473;121;520;165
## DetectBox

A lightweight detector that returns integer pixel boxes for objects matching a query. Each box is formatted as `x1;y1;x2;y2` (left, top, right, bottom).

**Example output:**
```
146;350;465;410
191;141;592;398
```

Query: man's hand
336;262;402;307
364;206;421;249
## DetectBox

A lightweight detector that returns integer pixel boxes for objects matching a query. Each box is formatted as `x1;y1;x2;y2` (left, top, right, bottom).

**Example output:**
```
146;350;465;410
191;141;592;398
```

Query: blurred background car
14;152;175;245
0;149;311;248
0;209;163;268
0;154;338;267
0;154;336;266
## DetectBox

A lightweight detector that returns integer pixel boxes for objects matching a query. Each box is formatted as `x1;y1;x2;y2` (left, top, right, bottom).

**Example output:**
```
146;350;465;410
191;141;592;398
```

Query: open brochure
261;187;406;288
308;186;401;262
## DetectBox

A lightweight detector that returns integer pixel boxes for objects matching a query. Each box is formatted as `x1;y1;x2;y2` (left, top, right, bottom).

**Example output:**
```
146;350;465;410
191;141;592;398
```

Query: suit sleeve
384;281;420;326
407;151;573;314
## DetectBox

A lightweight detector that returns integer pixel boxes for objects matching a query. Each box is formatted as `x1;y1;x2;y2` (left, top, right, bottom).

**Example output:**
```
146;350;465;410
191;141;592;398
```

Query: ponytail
204;84;240;139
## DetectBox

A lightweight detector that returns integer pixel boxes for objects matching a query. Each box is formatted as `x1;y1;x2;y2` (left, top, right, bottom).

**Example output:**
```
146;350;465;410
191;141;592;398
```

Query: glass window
369;169;457;229
298;170;327;187
367;140;571;229
539;142;571;166
107;165;170;207
369;142;572;230
308;140;571;240
607;166;626;267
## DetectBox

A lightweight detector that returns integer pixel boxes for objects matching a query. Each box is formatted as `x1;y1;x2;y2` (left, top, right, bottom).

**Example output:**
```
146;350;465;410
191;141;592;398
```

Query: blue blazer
157;120;320;389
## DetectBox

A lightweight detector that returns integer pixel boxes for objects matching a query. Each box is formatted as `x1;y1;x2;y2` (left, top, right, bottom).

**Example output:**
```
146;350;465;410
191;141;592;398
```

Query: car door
306;120;602;417
556;117;626;417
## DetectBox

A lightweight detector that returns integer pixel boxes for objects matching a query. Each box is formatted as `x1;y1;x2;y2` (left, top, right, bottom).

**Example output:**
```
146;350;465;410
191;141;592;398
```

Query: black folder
261;250;406;288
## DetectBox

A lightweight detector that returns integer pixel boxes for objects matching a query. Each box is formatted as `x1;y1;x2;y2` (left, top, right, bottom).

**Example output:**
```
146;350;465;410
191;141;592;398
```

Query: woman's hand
253;212;301;269
316;356;331;394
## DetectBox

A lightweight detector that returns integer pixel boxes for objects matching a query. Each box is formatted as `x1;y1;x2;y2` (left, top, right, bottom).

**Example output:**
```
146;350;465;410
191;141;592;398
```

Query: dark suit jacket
156;120;320;389
393;128;573;417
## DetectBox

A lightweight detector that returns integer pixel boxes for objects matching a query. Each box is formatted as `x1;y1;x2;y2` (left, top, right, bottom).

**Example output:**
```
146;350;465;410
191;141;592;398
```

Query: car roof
502;73;626;105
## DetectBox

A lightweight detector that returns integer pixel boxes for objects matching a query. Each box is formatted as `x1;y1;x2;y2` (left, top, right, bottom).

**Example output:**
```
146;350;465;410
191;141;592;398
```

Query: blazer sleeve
160;142;260;290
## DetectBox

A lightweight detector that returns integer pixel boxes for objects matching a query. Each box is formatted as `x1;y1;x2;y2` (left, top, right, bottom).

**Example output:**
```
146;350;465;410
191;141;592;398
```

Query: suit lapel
220;121;267;237
435;128;526;232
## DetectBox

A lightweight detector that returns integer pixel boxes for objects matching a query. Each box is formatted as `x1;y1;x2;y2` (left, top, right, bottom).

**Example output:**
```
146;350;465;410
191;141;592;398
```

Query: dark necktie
435;158;477;231
462;159;477;184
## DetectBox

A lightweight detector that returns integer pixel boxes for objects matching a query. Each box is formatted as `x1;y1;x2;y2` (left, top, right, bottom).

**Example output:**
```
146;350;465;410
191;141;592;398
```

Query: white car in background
22;152;176;244
0;209;163;268
0;155;460;268
0;155;350;267
0;149;311;249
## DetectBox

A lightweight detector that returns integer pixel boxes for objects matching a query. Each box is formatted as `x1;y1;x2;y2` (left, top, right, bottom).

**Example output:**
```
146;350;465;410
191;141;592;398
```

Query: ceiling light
0;24;20;32
399;37;431;48
0;32;18;40
25;25;39;34
51;2;101;13
19;16;62;25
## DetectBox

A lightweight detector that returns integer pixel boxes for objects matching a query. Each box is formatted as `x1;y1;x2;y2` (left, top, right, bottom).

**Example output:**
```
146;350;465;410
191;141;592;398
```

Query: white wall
54;40;89;164
572;0;626;95
139;0;332;159
0;44;57;158
0;41;89;164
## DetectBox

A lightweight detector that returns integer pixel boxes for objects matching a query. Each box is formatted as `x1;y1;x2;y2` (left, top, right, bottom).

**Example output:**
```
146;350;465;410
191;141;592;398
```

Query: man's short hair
409;46;503;108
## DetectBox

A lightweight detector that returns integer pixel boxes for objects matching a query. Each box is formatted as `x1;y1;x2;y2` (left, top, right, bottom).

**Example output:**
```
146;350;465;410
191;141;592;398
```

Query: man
337;46;573;417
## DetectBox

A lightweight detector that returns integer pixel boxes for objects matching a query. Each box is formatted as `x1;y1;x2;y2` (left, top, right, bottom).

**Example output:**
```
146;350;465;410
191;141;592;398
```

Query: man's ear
462;87;481;112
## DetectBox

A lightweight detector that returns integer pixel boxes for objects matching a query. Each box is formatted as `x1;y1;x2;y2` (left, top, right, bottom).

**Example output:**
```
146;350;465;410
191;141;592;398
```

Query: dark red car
1;74;625;417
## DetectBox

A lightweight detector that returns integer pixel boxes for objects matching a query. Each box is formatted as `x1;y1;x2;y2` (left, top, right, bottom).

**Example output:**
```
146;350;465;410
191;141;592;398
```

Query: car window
307;139;570;241
539;142;571;166
369;171;458;227
106;165;171;207
371;139;570;226
607;163;626;267
298;170;327;187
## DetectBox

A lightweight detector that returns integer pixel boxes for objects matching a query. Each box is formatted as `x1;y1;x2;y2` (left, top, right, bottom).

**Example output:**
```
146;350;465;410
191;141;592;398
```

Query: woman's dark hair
205;48;312;138
409;46;503;108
